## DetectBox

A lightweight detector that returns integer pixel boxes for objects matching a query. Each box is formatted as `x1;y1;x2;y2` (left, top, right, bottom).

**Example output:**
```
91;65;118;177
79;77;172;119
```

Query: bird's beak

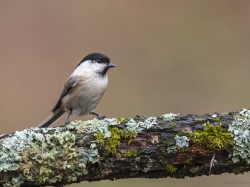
108;63;116;68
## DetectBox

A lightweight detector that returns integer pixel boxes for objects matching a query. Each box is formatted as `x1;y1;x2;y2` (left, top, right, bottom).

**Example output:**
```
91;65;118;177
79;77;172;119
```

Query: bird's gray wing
51;76;78;112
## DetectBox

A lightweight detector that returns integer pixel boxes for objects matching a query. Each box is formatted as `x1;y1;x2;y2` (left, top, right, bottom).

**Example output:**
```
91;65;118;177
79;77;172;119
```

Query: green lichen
228;108;250;164
189;122;233;150
165;164;177;173
1;117;126;186
3;174;24;187
172;123;177;127
0;115;160;186
0;127;99;186
123;150;138;157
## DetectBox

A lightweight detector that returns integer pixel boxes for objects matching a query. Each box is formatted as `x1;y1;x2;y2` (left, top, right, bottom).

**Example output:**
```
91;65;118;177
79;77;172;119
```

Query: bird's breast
62;75;108;115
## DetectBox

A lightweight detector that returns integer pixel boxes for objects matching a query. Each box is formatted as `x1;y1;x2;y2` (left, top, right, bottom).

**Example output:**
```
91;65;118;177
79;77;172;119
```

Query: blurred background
1;0;250;186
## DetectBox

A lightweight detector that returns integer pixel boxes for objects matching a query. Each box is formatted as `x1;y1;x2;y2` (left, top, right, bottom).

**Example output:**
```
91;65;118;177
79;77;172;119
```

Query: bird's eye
96;60;101;63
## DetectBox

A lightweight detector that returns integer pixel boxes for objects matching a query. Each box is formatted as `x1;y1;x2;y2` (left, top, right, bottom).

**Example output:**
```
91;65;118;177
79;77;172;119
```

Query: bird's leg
90;111;106;120
65;108;72;125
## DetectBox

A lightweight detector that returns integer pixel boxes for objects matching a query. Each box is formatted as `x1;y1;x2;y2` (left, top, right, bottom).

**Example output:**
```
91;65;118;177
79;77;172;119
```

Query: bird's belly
62;76;108;116
70;92;103;116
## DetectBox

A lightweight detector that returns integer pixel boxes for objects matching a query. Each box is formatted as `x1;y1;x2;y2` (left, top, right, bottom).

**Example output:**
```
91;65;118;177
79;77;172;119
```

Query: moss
158;156;164;159
163;151;169;156
178;147;188;152
165;164;177;173
195;118;204;122
162;141;168;145
117;117;125;123
173;130;189;136
121;130;138;144
189;122;233;150
123;150;138;157
129;171;138;176
185;159;190;164
213;118;222;122
172;123;177;127
94;127;137;155
232;166;245;175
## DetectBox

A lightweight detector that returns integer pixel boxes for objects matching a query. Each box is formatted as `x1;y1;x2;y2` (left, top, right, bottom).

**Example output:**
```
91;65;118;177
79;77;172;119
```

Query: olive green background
1;0;250;186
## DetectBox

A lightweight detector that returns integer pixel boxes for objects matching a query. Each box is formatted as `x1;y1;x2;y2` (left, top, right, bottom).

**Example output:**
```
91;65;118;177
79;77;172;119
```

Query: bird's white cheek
73;60;107;76
73;61;92;76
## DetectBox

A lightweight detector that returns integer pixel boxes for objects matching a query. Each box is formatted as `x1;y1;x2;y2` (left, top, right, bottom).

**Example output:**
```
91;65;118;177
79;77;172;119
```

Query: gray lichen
167;135;189;153
125;117;157;133
175;135;189;148
0;127;98;186
3;174;24;187
0;115;170;186
228;108;250;164
162;113;177;122
67;118;119;137
190;166;199;173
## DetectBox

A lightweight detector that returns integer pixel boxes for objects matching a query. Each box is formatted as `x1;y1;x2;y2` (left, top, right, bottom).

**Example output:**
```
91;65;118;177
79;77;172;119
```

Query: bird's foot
64;118;70;125
90;112;107;120
64;109;72;126
97;114;107;120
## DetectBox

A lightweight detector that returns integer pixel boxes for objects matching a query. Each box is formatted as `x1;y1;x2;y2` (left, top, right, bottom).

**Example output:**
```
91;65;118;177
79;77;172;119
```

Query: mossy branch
1;109;250;187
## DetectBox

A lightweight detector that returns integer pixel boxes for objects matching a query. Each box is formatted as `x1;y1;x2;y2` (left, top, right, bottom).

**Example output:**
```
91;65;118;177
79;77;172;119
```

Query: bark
0;110;249;187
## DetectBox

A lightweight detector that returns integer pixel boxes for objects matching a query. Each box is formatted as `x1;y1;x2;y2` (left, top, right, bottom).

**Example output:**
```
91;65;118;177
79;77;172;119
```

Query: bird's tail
37;108;65;128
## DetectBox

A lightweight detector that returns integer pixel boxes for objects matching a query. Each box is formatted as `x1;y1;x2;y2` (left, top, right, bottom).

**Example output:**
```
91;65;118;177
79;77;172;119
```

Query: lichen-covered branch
1;109;250;187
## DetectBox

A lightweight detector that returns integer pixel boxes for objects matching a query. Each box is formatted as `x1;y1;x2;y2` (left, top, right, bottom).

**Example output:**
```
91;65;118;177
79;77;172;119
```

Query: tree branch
1;109;250;187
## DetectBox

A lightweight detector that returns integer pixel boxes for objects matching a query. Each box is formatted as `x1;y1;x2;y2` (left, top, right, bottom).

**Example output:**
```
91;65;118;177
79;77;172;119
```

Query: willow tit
37;53;115;128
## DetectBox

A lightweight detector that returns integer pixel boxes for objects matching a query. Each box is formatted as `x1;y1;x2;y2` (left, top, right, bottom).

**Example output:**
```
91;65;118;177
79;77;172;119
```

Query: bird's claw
90;111;107;119
64;118;70;125
97;114;107;120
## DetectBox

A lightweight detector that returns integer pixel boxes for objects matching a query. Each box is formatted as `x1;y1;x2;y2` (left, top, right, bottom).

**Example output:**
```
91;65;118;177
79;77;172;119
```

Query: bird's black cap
77;53;110;67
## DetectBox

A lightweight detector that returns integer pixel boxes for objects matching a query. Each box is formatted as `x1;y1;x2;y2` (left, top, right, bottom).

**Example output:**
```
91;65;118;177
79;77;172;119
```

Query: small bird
38;53;115;128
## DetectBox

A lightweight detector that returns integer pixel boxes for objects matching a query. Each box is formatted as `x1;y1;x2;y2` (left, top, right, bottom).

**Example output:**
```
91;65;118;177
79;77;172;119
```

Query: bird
37;52;115;128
